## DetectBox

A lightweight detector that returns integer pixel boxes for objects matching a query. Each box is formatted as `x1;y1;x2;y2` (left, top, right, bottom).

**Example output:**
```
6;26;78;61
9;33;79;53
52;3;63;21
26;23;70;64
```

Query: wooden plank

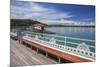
10;39;57;66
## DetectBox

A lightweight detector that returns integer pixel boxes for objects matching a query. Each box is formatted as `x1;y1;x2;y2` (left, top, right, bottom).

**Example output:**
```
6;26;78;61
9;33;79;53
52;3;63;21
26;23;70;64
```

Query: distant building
33;23;45;33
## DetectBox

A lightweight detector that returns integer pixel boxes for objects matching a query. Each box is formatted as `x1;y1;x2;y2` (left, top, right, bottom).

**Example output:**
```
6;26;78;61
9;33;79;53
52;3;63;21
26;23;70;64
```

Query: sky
11;0;95;25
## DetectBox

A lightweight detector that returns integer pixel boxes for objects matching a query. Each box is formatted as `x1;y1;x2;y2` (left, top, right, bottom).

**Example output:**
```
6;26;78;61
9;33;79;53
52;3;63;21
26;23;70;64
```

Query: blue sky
11;0;95;24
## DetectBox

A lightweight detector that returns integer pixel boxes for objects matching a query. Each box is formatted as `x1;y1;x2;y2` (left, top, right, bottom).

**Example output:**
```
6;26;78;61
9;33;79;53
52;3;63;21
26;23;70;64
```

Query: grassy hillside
10;19;47;28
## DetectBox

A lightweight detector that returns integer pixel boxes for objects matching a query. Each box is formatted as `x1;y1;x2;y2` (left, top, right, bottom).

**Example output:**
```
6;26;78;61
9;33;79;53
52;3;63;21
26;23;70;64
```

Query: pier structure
10;31;95;64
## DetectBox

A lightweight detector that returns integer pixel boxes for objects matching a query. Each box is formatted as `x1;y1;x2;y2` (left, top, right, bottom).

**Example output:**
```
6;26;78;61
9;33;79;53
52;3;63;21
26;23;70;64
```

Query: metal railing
23;31;95;60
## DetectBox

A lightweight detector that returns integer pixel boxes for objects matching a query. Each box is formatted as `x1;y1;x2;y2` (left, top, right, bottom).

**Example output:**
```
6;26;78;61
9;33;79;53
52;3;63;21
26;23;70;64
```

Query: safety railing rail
23;31;95;60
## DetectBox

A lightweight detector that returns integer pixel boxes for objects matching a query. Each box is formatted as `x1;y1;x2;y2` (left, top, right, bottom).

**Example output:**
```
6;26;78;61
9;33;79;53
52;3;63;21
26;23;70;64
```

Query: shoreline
45;25;95;27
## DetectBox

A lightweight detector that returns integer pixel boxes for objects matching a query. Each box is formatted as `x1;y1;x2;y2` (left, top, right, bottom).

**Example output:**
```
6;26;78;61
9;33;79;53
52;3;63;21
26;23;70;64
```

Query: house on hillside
33;23;45;33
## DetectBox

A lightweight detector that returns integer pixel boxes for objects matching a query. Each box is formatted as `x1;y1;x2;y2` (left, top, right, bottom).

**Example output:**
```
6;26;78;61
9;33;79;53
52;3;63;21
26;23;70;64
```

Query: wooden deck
10;39;57;66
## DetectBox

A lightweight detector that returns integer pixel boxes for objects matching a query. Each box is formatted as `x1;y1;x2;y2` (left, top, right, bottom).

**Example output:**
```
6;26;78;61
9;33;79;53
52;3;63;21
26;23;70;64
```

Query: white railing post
35;35;39;39
50;37;56;44
25;34;29;37
65;36;66;46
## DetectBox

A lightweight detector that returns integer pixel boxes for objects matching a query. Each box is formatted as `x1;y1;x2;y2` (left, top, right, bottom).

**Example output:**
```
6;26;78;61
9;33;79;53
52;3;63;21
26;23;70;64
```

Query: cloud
11;2;94;25
11;2;73;21
40;20;95;25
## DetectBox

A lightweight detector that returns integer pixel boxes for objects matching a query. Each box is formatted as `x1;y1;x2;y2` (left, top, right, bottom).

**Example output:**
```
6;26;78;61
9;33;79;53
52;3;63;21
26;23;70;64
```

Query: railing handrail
26;31;95;48
26;31;95;49
26;31;95;42
23;35;95;60
67;41;95;48
30;33;95;48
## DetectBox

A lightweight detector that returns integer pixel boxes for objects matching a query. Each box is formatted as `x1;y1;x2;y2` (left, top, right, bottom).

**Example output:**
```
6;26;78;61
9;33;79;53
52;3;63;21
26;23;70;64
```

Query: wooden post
25;43;27;47
36;48;39;54
58;57;61;63
46;52;48;58
31;46;32;49
19;40;22;44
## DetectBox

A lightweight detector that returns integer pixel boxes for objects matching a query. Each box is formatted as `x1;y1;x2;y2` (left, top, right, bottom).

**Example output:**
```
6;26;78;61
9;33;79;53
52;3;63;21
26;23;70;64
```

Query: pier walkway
10;39;57;66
